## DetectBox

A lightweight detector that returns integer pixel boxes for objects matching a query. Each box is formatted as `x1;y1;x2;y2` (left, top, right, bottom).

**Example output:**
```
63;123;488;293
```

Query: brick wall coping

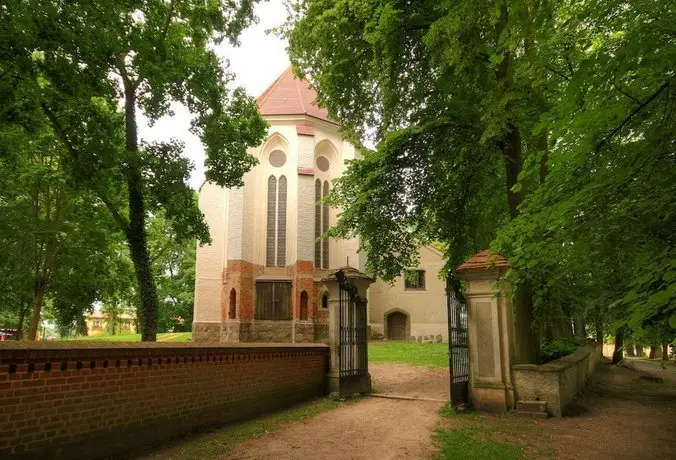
511;342;600;372
0;341;328;363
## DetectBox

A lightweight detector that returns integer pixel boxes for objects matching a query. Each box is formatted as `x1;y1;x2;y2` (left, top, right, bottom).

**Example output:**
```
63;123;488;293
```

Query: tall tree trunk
28;283;46;340
648;345;657;359
16;303;28;340
612;331;624;364
495;5;539;364
635;345;644;357
574;315;586;338
123;80;158;342
662;339;670;360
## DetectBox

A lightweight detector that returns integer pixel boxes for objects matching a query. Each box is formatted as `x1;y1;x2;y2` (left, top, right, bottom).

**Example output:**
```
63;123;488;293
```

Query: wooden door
387;312;407;340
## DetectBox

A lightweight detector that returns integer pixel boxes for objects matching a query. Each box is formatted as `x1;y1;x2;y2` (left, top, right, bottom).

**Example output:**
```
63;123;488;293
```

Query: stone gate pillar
322;267;374;395
457;250;515;413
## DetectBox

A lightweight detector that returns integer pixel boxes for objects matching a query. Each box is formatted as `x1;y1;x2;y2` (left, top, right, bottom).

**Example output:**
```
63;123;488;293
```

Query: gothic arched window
267;175;287;267
314;180;330;269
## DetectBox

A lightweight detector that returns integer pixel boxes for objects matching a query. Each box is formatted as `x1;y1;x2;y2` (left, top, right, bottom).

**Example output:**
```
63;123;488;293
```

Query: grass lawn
66;332;192;342
141;397;343;459
434;405;553;460
369;341;449;367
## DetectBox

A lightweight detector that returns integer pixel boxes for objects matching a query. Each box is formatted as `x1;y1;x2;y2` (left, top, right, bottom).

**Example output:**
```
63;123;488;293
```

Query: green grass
142;397;343;459
65;332;192;342
434;403;553;460
369;341;448;367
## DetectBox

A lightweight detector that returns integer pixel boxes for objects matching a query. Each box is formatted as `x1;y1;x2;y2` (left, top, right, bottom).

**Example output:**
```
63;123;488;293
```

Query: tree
1;1;267;340
285;0;674;363
285;0;557;363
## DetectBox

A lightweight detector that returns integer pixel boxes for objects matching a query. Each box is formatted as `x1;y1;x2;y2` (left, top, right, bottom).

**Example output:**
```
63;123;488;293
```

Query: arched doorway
386;311;408;340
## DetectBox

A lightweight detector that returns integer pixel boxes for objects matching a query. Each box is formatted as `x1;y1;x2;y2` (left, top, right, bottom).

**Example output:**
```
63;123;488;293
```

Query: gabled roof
256;67;337;124
457;249;510;272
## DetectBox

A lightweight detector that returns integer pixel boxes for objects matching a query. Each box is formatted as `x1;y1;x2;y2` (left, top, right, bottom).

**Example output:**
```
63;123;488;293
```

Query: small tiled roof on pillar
256;67;337;125
456;249;510;272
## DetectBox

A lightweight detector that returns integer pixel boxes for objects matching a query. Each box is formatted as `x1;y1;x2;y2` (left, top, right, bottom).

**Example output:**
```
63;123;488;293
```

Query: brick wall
0;342;329;459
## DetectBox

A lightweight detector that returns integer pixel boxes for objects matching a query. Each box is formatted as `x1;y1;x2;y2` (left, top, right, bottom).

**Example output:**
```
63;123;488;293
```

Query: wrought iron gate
447;274;469;405
336;270;368;382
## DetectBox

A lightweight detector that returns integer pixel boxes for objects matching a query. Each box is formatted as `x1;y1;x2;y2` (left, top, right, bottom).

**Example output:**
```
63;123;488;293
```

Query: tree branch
612;82;641;105
161;0;179;43
39;100;131;233
545;65;570;81
595;79;671;153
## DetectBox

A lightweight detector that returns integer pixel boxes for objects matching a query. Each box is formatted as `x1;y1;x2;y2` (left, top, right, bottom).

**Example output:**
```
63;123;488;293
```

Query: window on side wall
404;270;426;290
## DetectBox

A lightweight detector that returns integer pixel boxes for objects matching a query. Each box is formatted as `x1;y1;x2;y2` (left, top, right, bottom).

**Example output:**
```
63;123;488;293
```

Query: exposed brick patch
0;343;328;459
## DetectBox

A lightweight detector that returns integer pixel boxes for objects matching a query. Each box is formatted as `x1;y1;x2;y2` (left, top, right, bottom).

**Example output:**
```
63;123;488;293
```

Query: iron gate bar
336;270;368;378
447;274;469;406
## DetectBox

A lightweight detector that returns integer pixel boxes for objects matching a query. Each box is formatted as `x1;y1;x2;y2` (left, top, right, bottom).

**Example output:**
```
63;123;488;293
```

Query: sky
140;2;290;189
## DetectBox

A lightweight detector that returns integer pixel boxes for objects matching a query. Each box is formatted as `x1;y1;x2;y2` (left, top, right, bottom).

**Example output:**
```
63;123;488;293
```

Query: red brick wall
293;260;315;319
0;342;329;459
223;260;257;320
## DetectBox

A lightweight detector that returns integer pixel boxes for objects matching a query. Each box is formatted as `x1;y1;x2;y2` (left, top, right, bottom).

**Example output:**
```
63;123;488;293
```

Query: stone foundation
192;322;221;342
194;320;330;344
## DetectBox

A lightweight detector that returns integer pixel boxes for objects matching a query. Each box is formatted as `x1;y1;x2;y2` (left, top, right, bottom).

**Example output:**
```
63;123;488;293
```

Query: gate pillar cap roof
321;266;375;282
456;249;510;273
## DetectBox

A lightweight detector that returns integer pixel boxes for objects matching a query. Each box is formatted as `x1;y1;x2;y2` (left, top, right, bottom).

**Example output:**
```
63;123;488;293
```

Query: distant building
85;312;136;336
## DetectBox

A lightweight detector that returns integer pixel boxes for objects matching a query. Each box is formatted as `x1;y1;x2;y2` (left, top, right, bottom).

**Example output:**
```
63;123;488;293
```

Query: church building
193;68;448;343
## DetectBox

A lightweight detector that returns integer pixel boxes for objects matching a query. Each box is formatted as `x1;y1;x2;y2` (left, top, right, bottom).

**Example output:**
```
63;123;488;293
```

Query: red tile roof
457;249;510;272
256;67;337;124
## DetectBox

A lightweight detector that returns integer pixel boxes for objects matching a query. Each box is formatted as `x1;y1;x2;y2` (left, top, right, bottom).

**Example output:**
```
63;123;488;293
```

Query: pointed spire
256;67;336;124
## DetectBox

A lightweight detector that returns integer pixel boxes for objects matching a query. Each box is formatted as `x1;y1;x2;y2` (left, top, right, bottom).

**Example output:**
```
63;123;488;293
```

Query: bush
540;337;586;364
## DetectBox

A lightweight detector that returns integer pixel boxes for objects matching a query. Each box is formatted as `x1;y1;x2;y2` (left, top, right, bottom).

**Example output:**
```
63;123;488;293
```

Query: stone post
322;267;374;395
457;250;515;413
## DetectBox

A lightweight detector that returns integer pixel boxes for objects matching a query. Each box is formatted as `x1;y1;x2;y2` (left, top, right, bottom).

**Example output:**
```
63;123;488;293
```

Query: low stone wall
512;343;602;417
0;342;329;459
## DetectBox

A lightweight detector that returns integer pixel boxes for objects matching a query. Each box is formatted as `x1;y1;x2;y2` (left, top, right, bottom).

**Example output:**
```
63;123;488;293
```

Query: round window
316;156;330;172
269;150;286;168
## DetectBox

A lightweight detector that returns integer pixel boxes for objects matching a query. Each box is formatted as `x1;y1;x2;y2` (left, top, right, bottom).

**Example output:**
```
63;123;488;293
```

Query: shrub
540;338;586;364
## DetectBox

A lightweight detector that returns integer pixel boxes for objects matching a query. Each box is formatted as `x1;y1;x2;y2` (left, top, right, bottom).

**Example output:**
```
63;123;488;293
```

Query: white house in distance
193;67;448;343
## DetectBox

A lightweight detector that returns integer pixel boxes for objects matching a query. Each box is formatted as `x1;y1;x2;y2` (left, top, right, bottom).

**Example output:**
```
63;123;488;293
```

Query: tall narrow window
277;176;287;266
315;179;331;269
314;179;322;268
228;289;237;319
266;176;277;267
300;291;308;320
266;175;287;267
322;181;330;269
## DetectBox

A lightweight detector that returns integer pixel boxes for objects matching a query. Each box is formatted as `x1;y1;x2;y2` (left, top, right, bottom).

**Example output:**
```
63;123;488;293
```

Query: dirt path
622;358;676;384
370;363;449;400
540;362;676;459
222;364;446;460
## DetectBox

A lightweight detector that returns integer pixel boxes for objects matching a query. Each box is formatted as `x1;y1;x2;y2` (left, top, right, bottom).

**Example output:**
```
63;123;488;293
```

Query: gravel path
222;364;447;460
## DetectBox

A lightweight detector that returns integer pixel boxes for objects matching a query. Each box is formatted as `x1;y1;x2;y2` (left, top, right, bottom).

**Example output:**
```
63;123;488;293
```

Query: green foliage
540;338;586;364
368;342;448;367
286;0;675;349
1;1;268;339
